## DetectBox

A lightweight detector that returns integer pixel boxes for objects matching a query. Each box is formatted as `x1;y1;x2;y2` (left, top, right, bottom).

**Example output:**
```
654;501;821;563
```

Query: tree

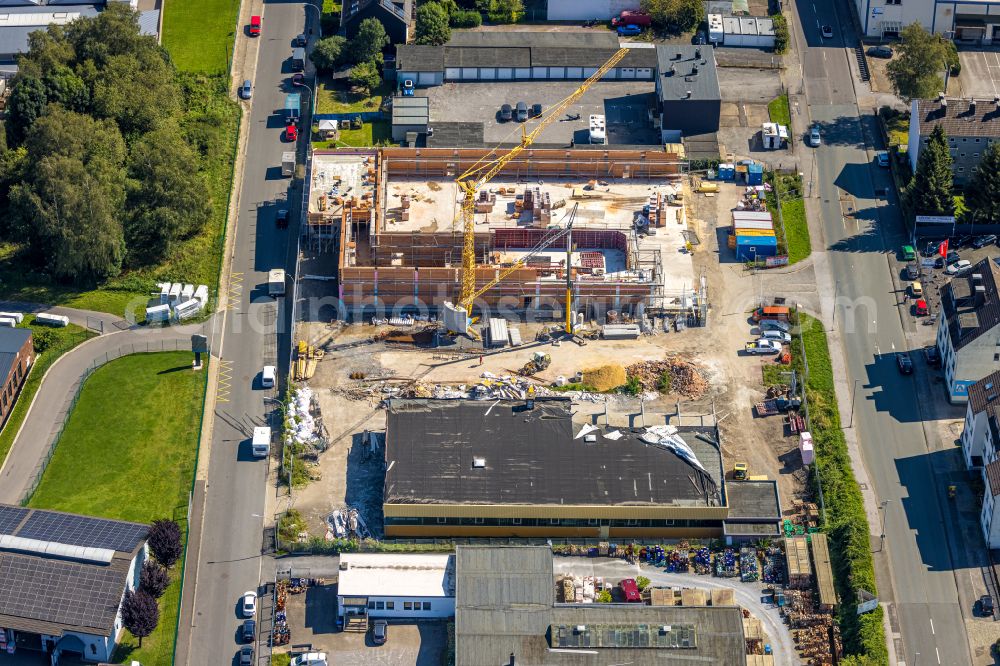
7;76;48;142
640;0;703;32
416;3;451;45
905;124;954;217
120;588;159;646
349;18;388;65
887;23;955;101
771;14;789;54
147;518;183;567
310;35;347;72
139;560;171;598
486;0;524;24
966;143;1000;223
349;61;382;96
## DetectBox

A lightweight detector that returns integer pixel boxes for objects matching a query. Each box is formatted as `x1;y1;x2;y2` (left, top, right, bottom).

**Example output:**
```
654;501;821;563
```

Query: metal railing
19;339;190;506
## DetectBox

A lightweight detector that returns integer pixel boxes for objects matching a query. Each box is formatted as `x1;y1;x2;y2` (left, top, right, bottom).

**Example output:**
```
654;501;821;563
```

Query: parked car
745;339;783;355
924;345;941;366
261;365;276;388
249;15;261;36
276;209;288;229
900;245;916;261
499;104;512;122
373;619;388;645
240;645;255;666
947;259;972;275
241;591;257;618
291;72;305;87
867;45;893;58
981;595;995;616
531;103;543;118
760;329;792;344
809;127;821;147
973;234;998;248
905;262;919;280
294;33;307;47
896;353;913;375
946;250;960;265
934;256;945;269
242;619;256;643
875;151;889;168
758;319;791;333
239;79;252;100
617;24;643;36
402;79;415;96
821;24;833;38
515;101;528;122
910;281;923;298
291;653;329;666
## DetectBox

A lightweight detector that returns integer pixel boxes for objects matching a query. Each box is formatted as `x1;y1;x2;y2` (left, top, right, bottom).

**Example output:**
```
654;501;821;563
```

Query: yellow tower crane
454;47;630;328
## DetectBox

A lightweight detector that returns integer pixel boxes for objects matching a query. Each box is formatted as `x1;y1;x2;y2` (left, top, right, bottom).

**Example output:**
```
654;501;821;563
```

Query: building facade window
376;601;384;610
386;601;395;610
404;602;413;611
368;601;376;609
423;601;431;610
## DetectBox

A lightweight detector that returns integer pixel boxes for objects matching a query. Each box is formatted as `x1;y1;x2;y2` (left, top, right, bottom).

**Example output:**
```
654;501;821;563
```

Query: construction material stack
730;210;777;261
785;536;812;589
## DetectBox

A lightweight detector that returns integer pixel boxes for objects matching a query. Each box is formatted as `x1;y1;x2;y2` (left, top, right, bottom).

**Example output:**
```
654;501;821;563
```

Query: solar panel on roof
18;511;147;553
0;505;27;535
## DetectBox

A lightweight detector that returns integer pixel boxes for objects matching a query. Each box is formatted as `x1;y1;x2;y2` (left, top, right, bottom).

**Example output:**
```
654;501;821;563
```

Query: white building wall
338;595;455;619
952;334;1000;403
962;405;989;467
547;0;639;20
43;630;113;662
909;99;921;174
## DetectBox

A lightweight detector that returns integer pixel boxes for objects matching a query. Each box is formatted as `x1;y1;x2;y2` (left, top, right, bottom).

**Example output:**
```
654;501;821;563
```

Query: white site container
0;312;24;324
145;304;171;323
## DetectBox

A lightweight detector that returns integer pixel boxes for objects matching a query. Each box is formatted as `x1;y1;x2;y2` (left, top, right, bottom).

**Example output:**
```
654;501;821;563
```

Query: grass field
0;316;94;468
767;94;791;128
766;172;812;264
316;77;391;115
28;351;206;666
313;119;392;148
162;0;241;74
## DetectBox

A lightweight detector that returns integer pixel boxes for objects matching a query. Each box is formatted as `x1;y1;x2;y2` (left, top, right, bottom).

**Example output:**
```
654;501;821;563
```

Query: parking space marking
228;271;244;311
217;360;233;403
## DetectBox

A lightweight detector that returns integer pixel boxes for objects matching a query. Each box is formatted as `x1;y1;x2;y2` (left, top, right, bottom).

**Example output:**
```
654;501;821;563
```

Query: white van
251;426;271;458
261;365;276;388
291;653;328;666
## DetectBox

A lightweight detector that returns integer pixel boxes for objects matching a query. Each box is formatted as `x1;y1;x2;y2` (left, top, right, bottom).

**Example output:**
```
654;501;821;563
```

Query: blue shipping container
735;234;778;261
747;163;764;185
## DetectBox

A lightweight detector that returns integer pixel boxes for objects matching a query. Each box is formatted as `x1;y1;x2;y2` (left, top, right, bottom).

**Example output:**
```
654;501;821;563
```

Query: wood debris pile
781;589;841;665
626;356;709;398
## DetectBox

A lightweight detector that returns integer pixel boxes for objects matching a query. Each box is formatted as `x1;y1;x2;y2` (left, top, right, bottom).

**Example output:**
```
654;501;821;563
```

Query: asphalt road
794;0;972;663
182;2;304;663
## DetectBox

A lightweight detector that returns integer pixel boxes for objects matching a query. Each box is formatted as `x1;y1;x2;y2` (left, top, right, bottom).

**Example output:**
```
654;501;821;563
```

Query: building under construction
305;146;707;321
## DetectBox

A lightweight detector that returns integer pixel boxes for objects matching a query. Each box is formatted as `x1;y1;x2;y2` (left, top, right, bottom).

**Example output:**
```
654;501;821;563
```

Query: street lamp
879;499;891;550
293;79;316;119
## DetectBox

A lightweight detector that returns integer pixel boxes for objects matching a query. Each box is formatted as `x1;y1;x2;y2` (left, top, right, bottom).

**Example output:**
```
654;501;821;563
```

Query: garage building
391;96;429;141
396;32;657;87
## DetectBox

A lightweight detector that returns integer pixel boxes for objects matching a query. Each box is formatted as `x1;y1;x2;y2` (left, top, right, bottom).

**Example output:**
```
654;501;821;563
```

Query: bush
139;560;170;598
656;372;671;393
31;328;56;353
450;9;482;27
772;14;789;54
620;375;643;395
597;589;612;603
636;576;651;591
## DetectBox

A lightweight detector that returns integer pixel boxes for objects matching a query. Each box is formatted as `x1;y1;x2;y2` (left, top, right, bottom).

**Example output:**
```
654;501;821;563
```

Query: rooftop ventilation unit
575;625;586;633
473;457;486;468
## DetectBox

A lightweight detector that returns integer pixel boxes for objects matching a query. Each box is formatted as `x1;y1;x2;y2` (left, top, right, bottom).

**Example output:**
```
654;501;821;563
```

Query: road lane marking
930;618;934;634
936;646;941;663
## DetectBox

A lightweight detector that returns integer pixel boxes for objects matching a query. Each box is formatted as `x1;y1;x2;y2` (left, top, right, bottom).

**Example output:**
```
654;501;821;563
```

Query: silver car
239;79;252;100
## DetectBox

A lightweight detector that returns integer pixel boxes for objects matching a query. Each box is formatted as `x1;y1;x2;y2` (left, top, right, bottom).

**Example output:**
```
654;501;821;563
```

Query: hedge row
797;314;889;665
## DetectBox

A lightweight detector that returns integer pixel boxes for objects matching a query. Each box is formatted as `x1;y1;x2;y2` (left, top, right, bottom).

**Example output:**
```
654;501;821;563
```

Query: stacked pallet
785;536;812;589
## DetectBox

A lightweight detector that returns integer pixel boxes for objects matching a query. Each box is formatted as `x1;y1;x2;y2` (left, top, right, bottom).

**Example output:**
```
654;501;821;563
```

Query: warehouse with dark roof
0;504;149;663
382;398;781;539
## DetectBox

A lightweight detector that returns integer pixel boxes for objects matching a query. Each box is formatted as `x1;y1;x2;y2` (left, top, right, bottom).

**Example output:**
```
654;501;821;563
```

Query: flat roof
337;553;455;598
725;481;781;520
655;45;722;103
455;546;747;666
384;399;722;508
0;327;30;381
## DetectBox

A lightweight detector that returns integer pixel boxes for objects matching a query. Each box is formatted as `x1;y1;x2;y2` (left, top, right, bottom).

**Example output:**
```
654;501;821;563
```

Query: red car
249;15;261;36
285;123;298;142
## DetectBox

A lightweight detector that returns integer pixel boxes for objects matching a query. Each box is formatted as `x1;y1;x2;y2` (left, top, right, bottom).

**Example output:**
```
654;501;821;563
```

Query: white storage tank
145;304;171;323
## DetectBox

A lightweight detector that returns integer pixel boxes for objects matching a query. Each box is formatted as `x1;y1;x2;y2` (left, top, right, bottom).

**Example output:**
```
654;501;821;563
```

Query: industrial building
654;45;722;138
0;504;149;663
381;398;782;539
305;146;707;321
454;546;750;665
935;258;1000;402
335;553;456;622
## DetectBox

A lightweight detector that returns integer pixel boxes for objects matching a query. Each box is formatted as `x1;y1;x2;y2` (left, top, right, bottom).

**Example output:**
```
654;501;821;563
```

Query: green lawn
766;172;812;264
161;0;241;74
27;351;207;666
0;316;94;468
313;119;392;148
767;93;791;128
316;77;392;115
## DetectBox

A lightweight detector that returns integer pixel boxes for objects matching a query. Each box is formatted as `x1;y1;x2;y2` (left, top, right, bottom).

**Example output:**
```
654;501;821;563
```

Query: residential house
983;460;1000;548
382;398;781;540
909;97;1000;186
960;370;1000;468
0;504;149;663
936;259;1000;402
341;0;411;45
0;327;34;427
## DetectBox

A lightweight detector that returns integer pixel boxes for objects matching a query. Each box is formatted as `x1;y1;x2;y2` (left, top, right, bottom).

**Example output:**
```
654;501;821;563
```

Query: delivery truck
282;151;295;177
268;269;286;297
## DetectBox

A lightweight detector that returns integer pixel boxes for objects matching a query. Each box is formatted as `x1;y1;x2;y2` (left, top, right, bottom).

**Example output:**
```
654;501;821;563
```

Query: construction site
302;146;707;324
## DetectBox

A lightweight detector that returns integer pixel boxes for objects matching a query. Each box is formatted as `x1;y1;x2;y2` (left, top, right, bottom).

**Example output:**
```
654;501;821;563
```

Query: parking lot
278;580;448;665
422;80;659;146
900;233;1000;321
957;49;1000;98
